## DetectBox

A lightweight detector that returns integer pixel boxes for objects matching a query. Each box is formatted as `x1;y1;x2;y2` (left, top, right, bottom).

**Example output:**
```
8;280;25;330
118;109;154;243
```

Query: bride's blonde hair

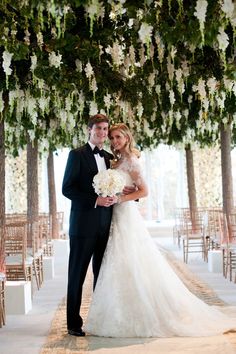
108;123;141;160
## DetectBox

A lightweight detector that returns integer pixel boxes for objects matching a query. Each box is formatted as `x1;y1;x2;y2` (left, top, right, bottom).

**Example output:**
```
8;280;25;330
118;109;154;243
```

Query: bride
85;123;235;338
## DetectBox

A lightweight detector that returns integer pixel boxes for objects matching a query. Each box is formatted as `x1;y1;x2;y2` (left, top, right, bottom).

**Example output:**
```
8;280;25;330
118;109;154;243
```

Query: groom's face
89;122;109;147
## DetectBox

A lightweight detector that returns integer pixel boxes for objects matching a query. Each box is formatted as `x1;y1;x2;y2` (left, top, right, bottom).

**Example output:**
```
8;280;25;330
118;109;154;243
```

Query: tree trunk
27;138;39;249
220;123;234;240
185;146;198;227
47;151;59;239
0;119;5;273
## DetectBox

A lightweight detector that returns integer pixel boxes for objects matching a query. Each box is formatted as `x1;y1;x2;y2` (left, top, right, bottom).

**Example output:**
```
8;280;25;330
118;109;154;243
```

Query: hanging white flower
216;92;226;110
85;0;105;35
217;27;229;51
84;61;94;79
104;93;112;109
89;101;98;116
137;102;144;118
221;0;234;20
30;54;37;72
155;35;165;64
139;45;146;67
181;60;190;78
169;90;176;106
138;22;153;46
28;129;35;141
24;29;31;45
155;84;161;95
78;91;85;116
148;72;156;89
175;111;182;130
143;120;153;137
36;31;44;48
167;56;175;82
2;50;13;76
175;68;185;95
193;78;206;101
206;77;218;95
203;97;209;111
75;59;83;72
0;91;4;113
38;97;49;113
49;51;63;68
106;42;124;67
170;46;177;60
194;0;208;42
223;76;234;91
91;77;98;94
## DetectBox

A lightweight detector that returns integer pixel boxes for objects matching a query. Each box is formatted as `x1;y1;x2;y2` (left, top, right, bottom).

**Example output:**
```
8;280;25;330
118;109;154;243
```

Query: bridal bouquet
93;169;125;197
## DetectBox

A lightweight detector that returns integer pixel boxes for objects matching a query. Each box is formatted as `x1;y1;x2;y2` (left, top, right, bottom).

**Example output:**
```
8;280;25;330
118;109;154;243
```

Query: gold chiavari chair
182;209;208;263
5;222;33;283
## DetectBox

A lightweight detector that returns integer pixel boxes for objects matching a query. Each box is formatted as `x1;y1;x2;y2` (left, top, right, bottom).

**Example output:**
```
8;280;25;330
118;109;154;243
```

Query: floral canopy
0;0;235;154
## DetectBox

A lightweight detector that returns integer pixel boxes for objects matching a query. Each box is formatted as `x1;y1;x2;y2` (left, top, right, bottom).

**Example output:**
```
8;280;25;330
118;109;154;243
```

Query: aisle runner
41;250;236;354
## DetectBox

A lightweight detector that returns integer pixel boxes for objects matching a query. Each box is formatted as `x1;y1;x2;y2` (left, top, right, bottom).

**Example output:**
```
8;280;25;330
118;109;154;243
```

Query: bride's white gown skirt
85;201;235;338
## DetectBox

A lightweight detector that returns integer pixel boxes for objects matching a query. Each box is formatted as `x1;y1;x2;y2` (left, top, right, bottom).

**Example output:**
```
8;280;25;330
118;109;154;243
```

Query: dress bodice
115;155;144;188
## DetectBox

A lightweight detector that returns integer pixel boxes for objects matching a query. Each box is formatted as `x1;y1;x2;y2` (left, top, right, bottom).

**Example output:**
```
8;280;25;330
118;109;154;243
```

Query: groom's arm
62;150;97;207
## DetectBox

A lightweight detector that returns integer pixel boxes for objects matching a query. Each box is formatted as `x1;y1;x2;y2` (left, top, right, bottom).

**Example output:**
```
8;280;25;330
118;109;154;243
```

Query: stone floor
0;222;236;354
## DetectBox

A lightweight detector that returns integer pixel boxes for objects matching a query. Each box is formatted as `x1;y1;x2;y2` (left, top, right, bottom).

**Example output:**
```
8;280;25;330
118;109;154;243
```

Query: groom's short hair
88;114;109;128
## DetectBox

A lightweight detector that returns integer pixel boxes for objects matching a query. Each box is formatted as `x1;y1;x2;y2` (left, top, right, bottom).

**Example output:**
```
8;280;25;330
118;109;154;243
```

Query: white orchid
207;77;218;95
75;59;83;72
30;54;37;72
194;0;208;42
2;50;13;76
169;90;176;106
221;0;234;20
84;61;94;79
0;91;4;113
217;27;229;51
49;51;63;68
138;22;153;45
89;101;98;115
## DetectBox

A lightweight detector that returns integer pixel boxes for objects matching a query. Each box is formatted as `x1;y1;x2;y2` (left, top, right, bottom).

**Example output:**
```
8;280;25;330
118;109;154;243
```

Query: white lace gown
85;156;236;338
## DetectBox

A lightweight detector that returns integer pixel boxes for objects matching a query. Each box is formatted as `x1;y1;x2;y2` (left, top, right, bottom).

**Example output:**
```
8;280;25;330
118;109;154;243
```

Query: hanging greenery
0;0;235;154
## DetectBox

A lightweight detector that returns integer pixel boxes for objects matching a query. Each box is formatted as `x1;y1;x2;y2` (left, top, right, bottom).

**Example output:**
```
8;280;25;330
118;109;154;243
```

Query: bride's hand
123;184;137;195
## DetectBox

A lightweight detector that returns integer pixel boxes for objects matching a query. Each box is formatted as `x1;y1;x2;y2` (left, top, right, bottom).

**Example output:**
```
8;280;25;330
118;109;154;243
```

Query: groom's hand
96;196;115;207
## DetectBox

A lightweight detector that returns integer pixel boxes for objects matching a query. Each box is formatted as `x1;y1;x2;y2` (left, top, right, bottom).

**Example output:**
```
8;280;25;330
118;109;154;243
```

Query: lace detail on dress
117;155;145;187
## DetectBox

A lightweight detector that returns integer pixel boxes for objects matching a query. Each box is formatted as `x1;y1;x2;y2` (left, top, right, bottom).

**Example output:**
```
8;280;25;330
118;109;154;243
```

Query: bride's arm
115;158;148;204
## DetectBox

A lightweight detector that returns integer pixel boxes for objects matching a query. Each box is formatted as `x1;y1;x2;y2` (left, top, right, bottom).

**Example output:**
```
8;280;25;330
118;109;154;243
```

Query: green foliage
0;0;235;153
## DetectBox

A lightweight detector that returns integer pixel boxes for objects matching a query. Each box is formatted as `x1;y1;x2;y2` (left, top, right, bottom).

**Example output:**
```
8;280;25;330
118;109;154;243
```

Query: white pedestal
43;256;55;280
53;239;69;258
5;281;32;315
208;250;223;273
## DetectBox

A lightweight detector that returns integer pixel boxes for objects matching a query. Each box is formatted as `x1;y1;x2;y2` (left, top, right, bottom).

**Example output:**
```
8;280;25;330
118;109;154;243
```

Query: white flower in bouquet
93;169;125;197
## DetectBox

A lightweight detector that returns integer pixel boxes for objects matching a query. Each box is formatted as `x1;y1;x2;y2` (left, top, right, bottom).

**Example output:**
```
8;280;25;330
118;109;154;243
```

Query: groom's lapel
83;143;98;174
104;154;111;169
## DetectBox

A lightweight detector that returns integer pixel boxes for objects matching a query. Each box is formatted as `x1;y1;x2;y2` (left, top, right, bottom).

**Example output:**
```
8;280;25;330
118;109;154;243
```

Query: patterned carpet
41;249;236;354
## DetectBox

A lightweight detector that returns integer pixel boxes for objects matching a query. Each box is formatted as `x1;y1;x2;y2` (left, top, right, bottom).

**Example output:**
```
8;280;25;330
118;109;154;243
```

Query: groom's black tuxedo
62;142;113;332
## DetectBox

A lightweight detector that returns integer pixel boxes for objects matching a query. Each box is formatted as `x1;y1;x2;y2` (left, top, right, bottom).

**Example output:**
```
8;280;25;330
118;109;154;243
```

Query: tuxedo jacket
62;143;113;236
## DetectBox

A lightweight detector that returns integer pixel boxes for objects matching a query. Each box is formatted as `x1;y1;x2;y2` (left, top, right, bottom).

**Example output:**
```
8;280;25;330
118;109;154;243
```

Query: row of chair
173;207;236;282
0;211;66;328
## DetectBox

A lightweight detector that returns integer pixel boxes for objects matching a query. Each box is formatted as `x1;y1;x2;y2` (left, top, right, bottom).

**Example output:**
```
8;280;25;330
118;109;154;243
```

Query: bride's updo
108;123;141;160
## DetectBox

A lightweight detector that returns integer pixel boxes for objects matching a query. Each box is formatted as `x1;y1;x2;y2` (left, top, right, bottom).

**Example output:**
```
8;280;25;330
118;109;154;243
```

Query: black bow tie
93;146;105;157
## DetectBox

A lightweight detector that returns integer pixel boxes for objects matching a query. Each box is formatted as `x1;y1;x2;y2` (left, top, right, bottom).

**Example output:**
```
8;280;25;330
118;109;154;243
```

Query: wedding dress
85;156;236;338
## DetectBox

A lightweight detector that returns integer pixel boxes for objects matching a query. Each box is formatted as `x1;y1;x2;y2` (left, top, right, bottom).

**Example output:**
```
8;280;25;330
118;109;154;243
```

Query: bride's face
110;129;128;153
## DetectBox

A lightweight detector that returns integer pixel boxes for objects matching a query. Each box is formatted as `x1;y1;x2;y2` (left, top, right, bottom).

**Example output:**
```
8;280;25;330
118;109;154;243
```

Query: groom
62;114;118;336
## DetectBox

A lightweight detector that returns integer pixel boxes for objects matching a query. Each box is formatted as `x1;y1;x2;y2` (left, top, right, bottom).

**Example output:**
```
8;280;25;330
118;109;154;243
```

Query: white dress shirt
88;142;107;172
